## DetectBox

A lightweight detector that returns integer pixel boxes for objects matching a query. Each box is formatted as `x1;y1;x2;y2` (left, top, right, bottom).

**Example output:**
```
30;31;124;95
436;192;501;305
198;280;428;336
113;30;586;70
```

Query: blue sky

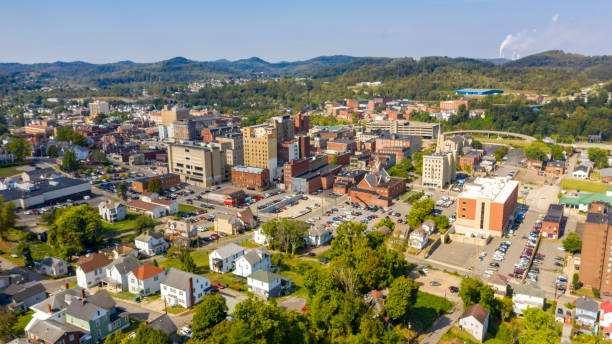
1;0;610;63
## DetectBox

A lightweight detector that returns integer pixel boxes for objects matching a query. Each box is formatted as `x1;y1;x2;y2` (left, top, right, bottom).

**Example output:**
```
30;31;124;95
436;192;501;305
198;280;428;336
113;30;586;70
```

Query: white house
459;304;489;342
127;200;167;219
161;268;211;308
247;270;291;299
209;243;245;273
234;247;271;277
421;219;436;234
104;255;141;291
98;200;127;223
304;227;332;247
253;227;270;245
75;253;111;289
135;231;169;256
26;287;89;332
512;283;545;315
127;264;167;296
600;302;612;339
409;229;429;250
34;257;69;277
572;165;591;180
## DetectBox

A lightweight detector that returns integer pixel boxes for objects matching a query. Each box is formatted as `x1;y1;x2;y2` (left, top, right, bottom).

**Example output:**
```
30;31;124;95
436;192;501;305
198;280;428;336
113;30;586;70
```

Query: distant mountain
503;50;612;70
0;55;359;86
478;58;509;65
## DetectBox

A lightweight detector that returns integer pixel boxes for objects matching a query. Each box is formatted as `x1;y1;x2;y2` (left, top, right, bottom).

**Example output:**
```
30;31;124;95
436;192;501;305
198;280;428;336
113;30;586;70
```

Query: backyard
561;178;610;193
0;166;22;177
101;212;141;232
412;291;454;331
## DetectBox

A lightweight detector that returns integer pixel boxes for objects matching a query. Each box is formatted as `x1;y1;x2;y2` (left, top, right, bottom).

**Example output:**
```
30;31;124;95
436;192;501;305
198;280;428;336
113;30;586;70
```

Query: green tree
7;136;32;160
89;150;108;165
519;308;559;344
588;147;608;169
562;232;582;253
134;215;156;234
374;217;395;230
330;154;339;164
384;276;419;323
388;158;413;179
434;215;450;232
550;144;565;160
471;140;483;149
61;150;80;172
132;323;171;344
56;127;87;146
15;242;33;268
192;294;228;339
48;205;103;259
46;144;59;158
494;146;509;161
572;273;580;290
0;309;17;339
525;142;548;161
406;198;434;228
147;179;163;194
261;218;309;254
117;183;128;201
0;199;17;238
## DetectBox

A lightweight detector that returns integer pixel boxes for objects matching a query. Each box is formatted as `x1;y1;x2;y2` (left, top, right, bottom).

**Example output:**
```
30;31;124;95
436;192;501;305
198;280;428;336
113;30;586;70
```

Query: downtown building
242;124;278;180
167;142;228;188
580;202;612;293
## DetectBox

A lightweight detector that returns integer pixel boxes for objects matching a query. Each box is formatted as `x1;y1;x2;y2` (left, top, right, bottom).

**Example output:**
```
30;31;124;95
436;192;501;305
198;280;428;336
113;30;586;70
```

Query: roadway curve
444;130;537;142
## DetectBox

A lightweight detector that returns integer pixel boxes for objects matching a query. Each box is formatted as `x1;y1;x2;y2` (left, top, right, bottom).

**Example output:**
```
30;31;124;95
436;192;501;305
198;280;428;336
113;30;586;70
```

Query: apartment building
579;202;612;293
422;151;456;188
88;100;110;115
267;115;295;144
172;119;197;140
242;125;278;180
454;177;519;237
216;133;244;167
161;105;189;126
167;142;227;188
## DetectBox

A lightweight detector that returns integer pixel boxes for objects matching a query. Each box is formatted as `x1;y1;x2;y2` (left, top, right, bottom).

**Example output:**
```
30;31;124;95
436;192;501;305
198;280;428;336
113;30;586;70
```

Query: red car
301;306;307;312
211;282;227;289
210;234;219;239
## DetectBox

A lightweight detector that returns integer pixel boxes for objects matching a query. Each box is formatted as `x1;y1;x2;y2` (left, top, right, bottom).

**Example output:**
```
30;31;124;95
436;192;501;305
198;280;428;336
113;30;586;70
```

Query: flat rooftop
544;204;564;223
459;177;519;203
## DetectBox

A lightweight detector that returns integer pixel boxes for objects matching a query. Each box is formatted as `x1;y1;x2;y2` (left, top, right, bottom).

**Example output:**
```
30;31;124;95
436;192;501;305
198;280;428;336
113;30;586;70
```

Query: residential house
104;256;141;291
26;287;88;331
76;253;112;289
390;224;412;245
422;219;436;234
253;227;270;246
486;273;509;297
127;264;167;296
459;304;489;342
409;229;429;249
135;231;169;256
573;165;591;180
148;314;178;343
304;226;332;247
247;270;292;299
166;219;198;246
601;168;612;183
214;214;244;235
98;200;127;223
0;281;46;311
234;247;271;277
34;256;69;277
100;243;138;260
209;243;245;273
127;200;166;219
512;283;545;315
27;318;84;344
376;225;392;235
575;296;599;327
600;301;612;339
161;268;211;309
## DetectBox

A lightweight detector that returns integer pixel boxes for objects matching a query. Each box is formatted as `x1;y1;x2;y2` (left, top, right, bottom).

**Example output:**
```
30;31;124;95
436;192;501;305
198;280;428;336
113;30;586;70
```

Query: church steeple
435;125;444;153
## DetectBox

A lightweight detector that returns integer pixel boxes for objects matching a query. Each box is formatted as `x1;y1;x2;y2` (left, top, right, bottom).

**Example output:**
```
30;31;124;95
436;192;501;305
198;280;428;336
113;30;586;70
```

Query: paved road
561;323;572;344
420;303;464;344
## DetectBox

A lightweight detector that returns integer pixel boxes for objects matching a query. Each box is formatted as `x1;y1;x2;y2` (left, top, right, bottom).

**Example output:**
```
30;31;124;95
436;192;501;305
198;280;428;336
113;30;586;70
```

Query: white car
179;326;192;338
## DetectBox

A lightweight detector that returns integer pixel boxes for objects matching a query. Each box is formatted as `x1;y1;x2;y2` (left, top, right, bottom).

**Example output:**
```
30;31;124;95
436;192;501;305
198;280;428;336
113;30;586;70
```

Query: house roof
28;319;84;343
237;208;255;226
131;264;165;280
576;296;599;313
31;287;87;313
128;199;161;211
149;314;178;336
574;165;590;173
86;290;116;310
0;281;45;304
461;304;489;325
248;270;282;284
602;301;612;314
65;299;103;321
108;255;141;275
36;256;66;268
544;204;563;223
560;192;612;207
423;219;435;227
376;225;392;235
76;253;111;273
486;272;508;286
135;231;164;242
393;224;412;238
241;250;264;265
161;268;205;290
513;283;545;299
213;242;244;259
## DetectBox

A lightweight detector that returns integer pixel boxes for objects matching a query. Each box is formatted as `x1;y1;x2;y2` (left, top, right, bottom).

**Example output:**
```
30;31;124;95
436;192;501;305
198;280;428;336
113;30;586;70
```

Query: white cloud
552;13;559;23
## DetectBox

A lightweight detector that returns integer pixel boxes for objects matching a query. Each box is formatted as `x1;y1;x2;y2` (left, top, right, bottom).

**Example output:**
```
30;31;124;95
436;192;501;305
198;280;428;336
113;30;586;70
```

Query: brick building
333;170;367;194
231;166;270;190
439;98;476;111
132;174;181;193
298;136;310;159
541;204;564;239
460;150;484;170
328;151;351;166
580;202;612;294
454;177;519;237
284;158;310;190
327;139;357;153
293;113;309;133
375;134;421;156
545;160;566;175
349;168;406;207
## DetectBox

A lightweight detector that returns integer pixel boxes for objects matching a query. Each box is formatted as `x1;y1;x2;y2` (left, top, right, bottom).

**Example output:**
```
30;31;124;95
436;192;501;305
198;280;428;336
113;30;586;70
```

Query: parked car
429;281;441;286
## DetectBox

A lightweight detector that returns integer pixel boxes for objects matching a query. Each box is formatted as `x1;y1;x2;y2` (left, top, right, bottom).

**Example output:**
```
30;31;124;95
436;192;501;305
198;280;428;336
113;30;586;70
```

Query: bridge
443;130;537;142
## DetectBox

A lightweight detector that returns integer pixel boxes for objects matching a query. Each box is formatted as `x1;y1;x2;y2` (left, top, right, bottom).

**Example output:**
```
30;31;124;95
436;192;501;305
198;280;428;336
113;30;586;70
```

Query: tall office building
161;105;190;126
242;125;278;180
167;142;227;187
580;202;612;293
267;115;295;144
422;129;456;188
89;100;110;116
172;119;197;141
216;133;244;167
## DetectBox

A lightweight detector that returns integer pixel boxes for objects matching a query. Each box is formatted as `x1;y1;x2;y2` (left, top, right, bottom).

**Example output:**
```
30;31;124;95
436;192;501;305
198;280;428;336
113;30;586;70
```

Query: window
479;202;485;229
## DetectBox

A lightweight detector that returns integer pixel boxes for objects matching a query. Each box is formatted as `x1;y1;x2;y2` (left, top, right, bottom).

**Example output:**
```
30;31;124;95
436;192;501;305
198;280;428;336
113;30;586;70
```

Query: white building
253;227;270;245
25;287;89;333
127;264;167;296
34;257;69;277
459;304;489;342
247;270;291;299
600;302;612;339
304;227;333;247
409;229;429;249
572;165;591;180
234;247;271;278
98;200;127;223
209;243;245;273
75;253;111;289
89;100;110;115
134;231;169;256
512;283;545;315
421;219;436;234
104;255;141;291
161;268;211;308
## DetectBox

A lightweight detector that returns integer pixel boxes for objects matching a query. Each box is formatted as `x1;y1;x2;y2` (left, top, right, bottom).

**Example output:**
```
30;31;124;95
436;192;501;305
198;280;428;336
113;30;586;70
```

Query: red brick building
131;173;181;193
459;150;484;170
298;135;310;158
231;166;270;190
284;158;310;189
328;151;351;166
327;139;357;153
439;98;476;111
293;113;309;132
349;169;406;207
541;204;563;239
545;160;566;175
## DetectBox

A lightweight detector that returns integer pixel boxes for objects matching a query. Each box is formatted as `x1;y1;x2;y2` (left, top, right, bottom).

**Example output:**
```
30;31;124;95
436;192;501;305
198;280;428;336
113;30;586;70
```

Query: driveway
420;303;464;344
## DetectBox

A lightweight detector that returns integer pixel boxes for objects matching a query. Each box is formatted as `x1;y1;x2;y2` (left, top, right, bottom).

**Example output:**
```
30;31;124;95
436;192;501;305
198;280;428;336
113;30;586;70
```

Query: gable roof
149;314;178;336
31;287;87;314
107;255;141;275
36;256;67;268
28;319;84;343
76;253;111;273
601;301;612;314
161;268;205;290
241;250;264;265
0;281;45;304
461;304;489;325
131;264;165;280
128;199;162;211
513;283;545;299
135;231;164;242
248;270;281;284
237;208;255;225
576;296;599;313
86;290;115;310
213;242;244;259
65;299;104;321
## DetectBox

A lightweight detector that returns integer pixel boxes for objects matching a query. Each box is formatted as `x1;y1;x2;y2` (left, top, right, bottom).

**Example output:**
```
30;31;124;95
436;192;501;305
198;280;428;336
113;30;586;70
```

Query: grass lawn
178;203;204;214
10;310;33;336
114;291;138;300
561;178;610;193
475;136;531;148
0;166;23;177
574;287;595;298
237;239;261;248
440;327;480;344
412;291;454;331
101;212;140;232
159;249;210;273
274;255;324;298
166;305;189;315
